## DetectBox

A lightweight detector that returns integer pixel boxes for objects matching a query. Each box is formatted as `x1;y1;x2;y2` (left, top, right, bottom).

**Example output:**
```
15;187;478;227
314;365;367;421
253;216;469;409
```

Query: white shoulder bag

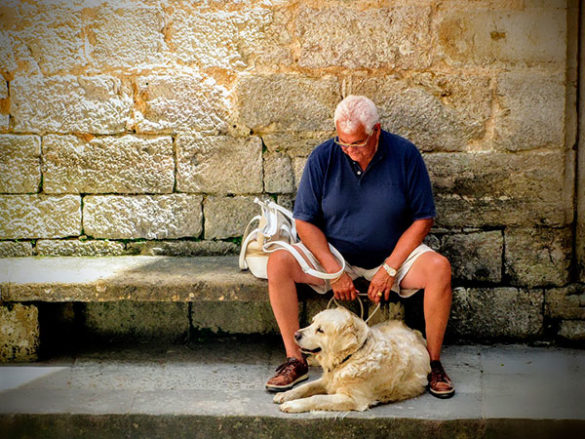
239;198;346;281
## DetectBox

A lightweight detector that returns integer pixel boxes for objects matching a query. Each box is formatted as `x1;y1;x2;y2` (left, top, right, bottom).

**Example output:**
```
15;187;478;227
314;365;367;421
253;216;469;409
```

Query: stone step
0;342;584;439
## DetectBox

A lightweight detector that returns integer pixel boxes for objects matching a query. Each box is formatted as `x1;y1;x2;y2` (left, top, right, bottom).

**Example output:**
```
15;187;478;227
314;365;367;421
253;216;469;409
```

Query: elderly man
265;95;454;399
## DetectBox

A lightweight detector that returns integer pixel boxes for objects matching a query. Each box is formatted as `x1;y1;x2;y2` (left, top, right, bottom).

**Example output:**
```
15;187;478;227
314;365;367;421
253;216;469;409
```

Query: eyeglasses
333;132;373;148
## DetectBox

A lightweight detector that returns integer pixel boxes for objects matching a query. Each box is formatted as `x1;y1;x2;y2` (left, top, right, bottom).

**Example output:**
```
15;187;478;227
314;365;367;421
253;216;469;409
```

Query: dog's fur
274;307;431;412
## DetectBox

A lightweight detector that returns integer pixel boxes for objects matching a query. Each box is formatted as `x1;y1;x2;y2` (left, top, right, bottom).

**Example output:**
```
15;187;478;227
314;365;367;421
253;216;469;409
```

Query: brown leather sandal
265;357;309;393
428;360;455;399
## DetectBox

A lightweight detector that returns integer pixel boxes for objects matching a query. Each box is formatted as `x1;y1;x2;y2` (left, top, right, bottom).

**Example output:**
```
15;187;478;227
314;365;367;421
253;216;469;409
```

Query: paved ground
0;340;584;438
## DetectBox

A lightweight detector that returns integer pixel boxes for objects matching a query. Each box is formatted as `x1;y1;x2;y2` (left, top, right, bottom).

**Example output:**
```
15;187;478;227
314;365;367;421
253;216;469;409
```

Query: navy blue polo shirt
293;130;436;269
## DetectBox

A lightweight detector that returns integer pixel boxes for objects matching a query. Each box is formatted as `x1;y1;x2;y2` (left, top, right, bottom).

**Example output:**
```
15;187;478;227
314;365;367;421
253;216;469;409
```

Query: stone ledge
0;256;266;302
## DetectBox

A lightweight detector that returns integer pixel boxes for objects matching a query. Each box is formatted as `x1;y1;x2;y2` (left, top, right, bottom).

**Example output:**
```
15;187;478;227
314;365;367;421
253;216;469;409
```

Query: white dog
273;307;431;412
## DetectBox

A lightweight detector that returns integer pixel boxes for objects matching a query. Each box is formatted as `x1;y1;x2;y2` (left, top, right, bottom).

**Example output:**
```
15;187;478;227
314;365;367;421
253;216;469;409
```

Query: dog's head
294;307;369;371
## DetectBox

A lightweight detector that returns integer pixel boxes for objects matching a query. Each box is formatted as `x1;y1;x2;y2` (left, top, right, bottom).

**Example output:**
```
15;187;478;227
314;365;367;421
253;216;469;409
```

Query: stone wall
0;0;583;342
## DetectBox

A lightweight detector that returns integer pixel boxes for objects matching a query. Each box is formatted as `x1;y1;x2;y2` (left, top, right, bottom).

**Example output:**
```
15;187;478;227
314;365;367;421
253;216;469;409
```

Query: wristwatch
383;263;397;277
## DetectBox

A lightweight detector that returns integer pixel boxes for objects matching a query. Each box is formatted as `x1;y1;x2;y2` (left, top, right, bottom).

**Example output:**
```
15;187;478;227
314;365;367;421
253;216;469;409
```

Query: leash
326;292;381;324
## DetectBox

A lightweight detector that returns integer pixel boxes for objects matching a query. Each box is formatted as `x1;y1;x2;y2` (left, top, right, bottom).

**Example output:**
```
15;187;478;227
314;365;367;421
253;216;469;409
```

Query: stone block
545;284;585;320
434;7;567;68
84;1;164;69
0;135;41;193
261;132;331;156
236;74;340;131
83;195;203;239
133;74;230;134
351;74;492;152
296;5;431;70
11;75;132;134
449;287;543;340
0;0;86;76
0;241;33;257
292;157;308;190
495;73;566;151
0;29;20;78
84;302;189;342
264;153;294;194
191;302;278;335
440;231;503;282
204;196;258;239
176;135;262;194
166;4;291;69
558;320;585;342
0;195;81;239
505;227;572;287
36;240;125;257
276;194;295;211
434;194;572;228
0;303;39;362
43;135;174;194
126;240;238;256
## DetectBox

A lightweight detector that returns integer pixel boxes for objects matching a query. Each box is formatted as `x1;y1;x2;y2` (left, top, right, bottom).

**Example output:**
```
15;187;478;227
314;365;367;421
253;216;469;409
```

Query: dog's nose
294;331;302;341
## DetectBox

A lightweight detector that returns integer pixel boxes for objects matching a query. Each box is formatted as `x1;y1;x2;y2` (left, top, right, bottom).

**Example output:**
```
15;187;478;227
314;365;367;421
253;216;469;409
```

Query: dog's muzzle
295;330;321;354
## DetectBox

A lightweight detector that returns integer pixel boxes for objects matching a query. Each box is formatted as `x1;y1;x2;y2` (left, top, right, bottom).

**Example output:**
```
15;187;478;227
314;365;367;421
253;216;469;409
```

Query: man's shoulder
381;130;423;159
306;137;336;164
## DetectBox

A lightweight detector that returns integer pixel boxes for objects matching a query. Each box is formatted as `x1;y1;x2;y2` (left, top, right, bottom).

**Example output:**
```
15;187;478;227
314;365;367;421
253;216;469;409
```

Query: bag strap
238;215;262;270
263;240;345;280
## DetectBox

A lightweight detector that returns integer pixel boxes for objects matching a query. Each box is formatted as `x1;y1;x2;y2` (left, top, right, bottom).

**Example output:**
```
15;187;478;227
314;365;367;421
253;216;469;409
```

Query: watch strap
383;263;397;277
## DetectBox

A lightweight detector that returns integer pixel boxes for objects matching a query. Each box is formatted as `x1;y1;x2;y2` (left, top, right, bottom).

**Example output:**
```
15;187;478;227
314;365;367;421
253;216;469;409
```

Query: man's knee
267;250;297;278
428;253;452;283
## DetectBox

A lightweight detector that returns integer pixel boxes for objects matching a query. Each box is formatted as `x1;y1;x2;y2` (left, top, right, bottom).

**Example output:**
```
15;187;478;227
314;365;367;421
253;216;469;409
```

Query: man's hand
367;267;395;304
330;272;358;301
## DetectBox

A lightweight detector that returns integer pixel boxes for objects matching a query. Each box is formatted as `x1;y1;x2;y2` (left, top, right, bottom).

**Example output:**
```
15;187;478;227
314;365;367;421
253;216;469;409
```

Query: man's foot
265;357;309;393
428;360;455;399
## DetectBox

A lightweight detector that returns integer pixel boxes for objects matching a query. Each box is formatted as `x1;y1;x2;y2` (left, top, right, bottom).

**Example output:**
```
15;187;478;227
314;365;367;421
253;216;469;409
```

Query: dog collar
339;334;370;367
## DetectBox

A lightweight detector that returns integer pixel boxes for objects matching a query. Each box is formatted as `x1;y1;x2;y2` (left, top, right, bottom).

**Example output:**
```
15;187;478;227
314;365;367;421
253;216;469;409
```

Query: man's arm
367;218;433;302
296;219;358;301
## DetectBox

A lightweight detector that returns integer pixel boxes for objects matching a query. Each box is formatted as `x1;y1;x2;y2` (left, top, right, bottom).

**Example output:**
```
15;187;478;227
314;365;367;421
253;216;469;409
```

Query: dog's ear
337;313;368;353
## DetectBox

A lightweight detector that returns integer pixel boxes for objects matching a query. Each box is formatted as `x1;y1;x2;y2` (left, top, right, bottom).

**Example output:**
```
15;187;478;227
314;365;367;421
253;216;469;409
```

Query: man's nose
294;331;302;341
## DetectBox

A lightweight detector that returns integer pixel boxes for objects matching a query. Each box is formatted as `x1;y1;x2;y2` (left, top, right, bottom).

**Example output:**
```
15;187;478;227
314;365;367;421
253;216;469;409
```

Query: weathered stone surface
441;232;503;283
192;302;277;335
0;241;33;257
0;0;86;76
434;194;572;228
0;256;267;303
292;156;308;190
43;135;174;194
0;135;41;193
133;74;230;134
84;302;188;341
558;320;585;341
204;196;258;239
449;287;543;339
351;74;492;151
505;227;572;287
166;4;291;69
83;195;203;239
427;151;572;228
261;132;331;156
11;75;132;134
36;240;125;257
0;29;20;78
0;303;38;362
126;240;238;256
236;74;340;131
0;80;8;129
264;153;294;194
176;135;262;194
296;5;431;70
0;195;81;239
495;73;566;151
276;194;295;211
546;284;585;320
84;1;164;70
434;6;567;68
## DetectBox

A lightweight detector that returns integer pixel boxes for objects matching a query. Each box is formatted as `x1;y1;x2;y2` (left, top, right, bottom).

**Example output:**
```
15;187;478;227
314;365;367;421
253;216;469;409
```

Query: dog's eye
316;327;324;333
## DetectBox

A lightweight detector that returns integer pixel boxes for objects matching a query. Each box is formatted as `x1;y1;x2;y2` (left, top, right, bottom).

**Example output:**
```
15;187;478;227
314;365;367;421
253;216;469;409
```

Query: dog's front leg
280;393;359;413
273;378;326;404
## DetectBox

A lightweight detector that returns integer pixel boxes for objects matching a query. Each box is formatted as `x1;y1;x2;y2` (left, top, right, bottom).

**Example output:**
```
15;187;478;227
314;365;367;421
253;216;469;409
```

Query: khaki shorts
296;243;434;298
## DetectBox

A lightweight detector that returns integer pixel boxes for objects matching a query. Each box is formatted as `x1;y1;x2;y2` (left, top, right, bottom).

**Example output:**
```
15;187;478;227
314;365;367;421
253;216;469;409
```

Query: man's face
335;122;380;164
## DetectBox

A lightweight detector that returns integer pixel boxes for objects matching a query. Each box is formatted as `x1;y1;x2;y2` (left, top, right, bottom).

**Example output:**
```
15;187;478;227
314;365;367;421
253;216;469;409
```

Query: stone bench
0;256;402;362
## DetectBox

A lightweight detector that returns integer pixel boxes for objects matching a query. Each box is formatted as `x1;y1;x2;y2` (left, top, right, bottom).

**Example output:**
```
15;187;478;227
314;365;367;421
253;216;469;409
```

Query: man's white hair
334;95;379;135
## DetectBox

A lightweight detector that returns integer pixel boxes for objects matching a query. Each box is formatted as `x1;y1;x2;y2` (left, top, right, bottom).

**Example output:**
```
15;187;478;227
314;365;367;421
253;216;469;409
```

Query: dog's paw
279;400;304;413
273;390;293;404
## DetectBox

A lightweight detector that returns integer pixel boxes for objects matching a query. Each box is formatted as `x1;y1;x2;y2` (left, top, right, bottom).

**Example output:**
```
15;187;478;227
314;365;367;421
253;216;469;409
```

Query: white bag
239;198;346;280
